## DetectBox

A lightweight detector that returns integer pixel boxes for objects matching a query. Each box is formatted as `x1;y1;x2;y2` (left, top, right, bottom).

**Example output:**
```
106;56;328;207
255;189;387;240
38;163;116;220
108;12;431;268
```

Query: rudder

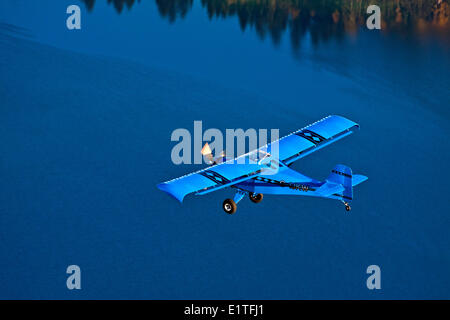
327;164;353;201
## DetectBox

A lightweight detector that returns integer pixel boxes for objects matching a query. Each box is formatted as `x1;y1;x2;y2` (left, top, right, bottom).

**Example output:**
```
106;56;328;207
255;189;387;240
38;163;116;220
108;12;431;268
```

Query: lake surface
0;0;449;299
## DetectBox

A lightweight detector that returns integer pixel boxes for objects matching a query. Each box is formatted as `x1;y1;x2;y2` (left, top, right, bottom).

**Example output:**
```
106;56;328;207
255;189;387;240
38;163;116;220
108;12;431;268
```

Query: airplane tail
326;164;354;201
326;164;368;201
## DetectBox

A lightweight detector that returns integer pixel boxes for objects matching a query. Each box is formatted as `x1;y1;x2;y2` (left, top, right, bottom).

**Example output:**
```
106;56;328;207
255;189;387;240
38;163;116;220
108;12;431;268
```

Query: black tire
345;204;351;211
249;193;263;203
223;199;237;214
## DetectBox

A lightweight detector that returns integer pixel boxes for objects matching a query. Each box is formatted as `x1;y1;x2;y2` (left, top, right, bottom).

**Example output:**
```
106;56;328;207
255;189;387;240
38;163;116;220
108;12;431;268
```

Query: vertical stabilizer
327;164;353;200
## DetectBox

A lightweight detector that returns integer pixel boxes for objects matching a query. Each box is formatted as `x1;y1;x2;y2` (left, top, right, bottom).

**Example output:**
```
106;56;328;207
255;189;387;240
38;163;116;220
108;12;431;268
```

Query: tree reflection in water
80;0;449;48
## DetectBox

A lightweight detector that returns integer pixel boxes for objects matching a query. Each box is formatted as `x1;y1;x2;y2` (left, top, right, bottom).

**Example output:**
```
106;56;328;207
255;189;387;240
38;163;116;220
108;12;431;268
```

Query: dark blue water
0;0;449;299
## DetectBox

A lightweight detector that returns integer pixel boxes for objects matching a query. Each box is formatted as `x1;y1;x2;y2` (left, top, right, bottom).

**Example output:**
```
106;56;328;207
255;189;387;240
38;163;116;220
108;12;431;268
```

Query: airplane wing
274;115;359;165
158;115;359;202
157;159;265;202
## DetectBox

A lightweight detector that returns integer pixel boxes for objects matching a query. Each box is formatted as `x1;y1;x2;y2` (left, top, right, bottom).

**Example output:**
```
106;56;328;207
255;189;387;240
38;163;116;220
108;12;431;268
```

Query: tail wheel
223;199;237;214
249;193;263;203
345;204;351;211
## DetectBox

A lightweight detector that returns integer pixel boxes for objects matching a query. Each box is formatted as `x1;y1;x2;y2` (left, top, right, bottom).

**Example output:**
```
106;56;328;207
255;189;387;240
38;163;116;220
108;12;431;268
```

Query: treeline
80;0;449;45
201;0;449;42
81;0;193;21
82;0;140;13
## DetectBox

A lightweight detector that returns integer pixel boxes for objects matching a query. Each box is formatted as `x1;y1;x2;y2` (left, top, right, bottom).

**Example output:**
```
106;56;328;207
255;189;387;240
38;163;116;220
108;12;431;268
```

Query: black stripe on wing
199;170;231;185
295;129;326;145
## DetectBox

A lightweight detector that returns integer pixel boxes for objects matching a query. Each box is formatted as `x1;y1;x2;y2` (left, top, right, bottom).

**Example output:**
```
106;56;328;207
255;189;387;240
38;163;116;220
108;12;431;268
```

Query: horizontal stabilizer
352;174;368;186
315;182;345;197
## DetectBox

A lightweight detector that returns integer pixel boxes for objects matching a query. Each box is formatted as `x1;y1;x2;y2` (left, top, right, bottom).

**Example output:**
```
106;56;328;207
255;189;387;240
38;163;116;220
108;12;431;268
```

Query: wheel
223;199;237;214
345;204;351;211
249;193;263;203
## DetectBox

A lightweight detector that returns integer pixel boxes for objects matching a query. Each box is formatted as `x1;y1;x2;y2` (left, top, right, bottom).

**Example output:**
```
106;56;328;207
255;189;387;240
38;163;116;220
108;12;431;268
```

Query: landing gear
223;191;263;214
249;193;263;203
223;190;246;214
223;199;237;214
344;202;351;212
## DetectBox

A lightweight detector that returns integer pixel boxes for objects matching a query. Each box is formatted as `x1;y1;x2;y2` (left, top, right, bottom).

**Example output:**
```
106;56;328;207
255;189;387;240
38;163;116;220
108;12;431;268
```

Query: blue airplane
157;115;368;214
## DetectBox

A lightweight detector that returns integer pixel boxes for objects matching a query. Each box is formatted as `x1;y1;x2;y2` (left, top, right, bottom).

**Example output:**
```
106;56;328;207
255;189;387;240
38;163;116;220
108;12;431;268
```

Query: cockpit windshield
248;150;270;164
246;150;285;173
